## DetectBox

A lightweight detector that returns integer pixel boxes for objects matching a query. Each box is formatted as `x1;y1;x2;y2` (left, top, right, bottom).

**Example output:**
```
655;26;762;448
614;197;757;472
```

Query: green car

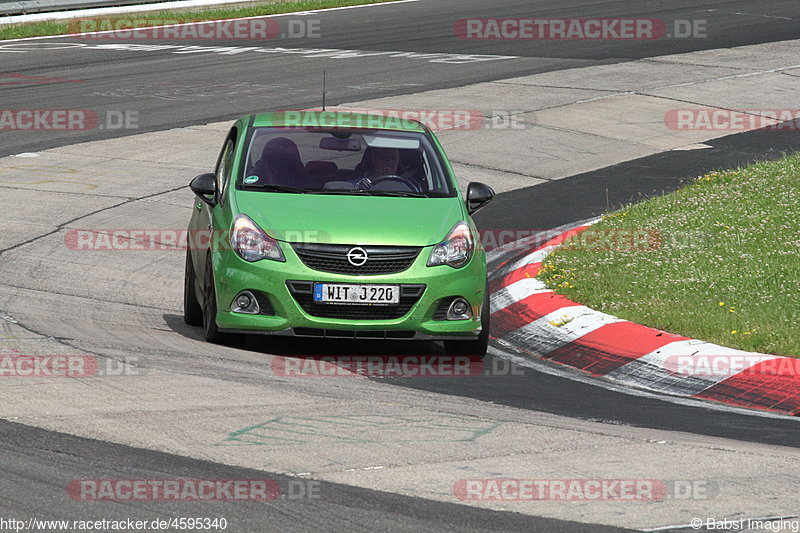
183;111;495;356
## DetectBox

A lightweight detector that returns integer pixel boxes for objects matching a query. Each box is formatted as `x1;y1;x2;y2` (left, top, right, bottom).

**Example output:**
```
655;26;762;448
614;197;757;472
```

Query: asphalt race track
4;0;800;156
2;1;800;531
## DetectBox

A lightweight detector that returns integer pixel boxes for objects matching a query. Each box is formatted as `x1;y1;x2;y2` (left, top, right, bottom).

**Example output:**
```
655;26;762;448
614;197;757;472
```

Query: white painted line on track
0;0;420;29
502;244;555;272
0;41;518;63
490;278;552;314
487;344;800;421
606;339;780;396
499;305;625;355
0;42;86;50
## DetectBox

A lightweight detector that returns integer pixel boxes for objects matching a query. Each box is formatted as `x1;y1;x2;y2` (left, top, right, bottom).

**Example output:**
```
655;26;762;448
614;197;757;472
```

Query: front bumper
216;327;476;341
211;242;486;338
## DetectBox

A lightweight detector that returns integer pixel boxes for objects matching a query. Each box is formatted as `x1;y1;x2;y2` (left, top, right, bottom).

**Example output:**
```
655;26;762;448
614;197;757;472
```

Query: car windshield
238;127;455;197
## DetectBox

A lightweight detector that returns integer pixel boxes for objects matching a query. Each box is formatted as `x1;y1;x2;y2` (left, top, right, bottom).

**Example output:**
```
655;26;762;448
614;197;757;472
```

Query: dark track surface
2;0;800;156
2;0;800;530
0;419;636;532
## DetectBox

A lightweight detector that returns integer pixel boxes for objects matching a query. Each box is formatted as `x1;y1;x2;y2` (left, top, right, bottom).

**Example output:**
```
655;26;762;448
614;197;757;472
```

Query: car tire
203;254;241;345
443;289;490;358
183;249;204;326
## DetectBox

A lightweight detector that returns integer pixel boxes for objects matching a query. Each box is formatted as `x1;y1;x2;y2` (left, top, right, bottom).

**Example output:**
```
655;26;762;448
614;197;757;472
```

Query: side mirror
190;173;217;206
466;182;495;215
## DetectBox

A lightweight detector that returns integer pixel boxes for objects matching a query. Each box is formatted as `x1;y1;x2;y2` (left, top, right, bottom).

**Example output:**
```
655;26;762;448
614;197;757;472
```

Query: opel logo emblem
346;247;368;266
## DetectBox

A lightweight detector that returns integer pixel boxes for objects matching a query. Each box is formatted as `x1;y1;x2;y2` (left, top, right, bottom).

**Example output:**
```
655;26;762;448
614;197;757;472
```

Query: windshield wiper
364;191;428;198
305;189;428;197
310;189;371;195
242;184;310;194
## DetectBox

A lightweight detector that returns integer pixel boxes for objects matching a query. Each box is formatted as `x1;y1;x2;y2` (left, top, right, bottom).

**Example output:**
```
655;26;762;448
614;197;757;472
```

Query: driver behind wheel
353;147;419;191
367;147;400;178
354;147;398;187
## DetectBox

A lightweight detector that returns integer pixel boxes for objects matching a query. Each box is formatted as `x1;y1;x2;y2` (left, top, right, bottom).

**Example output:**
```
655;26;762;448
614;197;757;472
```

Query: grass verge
538;154;800;357
0;0;398;40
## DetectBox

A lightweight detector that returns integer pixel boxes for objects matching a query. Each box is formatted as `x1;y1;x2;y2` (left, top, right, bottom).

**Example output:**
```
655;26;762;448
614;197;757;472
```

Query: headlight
427;221;474;268
230;214;285;262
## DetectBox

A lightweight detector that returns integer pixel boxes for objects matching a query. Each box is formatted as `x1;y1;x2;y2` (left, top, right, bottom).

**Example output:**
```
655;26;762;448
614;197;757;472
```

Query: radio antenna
322;69;327;111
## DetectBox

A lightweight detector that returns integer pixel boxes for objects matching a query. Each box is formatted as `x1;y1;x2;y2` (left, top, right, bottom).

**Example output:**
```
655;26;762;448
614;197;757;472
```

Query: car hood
234;192;465;247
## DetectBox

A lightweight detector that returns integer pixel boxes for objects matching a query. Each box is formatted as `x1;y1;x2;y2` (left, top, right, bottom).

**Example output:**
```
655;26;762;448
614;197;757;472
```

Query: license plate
313;283;400;305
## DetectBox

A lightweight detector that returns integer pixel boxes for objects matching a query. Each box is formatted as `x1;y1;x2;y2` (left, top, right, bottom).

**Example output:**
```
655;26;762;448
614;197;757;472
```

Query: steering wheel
367;174;420;192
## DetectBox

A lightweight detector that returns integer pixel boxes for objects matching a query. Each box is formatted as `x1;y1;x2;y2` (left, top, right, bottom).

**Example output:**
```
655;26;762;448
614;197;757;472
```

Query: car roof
249;111;428;133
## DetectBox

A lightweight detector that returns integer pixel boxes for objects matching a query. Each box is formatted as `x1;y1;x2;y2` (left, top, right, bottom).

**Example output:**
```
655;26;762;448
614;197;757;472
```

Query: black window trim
234;126;456;198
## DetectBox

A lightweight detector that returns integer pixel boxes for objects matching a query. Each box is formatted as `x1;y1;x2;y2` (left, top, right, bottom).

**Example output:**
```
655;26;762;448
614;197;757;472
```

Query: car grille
293;328;416;339
286;281;425;320
432;297;458;320
290;243;421;275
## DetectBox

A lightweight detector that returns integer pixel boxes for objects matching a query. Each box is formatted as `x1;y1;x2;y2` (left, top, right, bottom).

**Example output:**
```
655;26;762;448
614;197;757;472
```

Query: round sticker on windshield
244;175;259;184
